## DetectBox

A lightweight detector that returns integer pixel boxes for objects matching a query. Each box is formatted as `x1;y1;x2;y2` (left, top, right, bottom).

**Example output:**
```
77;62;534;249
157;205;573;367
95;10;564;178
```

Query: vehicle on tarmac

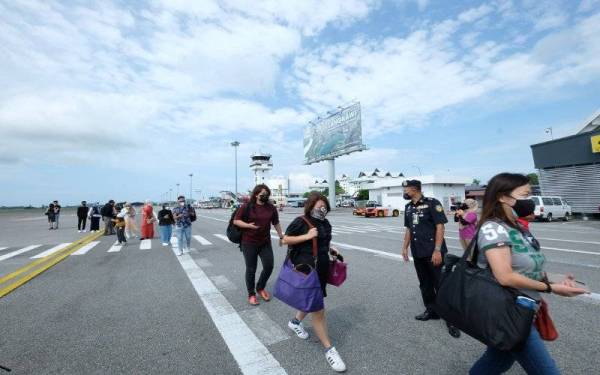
352;200;378;216
531;195;572;222
340;200;355;208
364;205;401;218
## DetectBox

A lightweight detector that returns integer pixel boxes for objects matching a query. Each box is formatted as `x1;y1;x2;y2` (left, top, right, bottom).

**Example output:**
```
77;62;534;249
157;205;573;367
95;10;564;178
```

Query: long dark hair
479;173;530;228
249;184;271;205
304;192;330;217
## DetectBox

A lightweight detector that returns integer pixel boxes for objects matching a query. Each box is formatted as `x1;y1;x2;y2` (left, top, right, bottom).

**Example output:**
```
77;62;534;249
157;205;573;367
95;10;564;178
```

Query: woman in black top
45;203;56;230
282;192;346;373
157;204;175;246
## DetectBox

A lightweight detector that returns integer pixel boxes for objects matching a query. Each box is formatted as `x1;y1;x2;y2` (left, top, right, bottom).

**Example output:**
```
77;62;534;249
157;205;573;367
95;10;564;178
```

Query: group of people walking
44;200;61;230
230;174;588;374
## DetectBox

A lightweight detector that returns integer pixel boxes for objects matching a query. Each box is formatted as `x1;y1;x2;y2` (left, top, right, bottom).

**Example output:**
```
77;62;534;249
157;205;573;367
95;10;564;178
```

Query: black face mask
259;195;269;203
511;197;536;217
403;193;412;200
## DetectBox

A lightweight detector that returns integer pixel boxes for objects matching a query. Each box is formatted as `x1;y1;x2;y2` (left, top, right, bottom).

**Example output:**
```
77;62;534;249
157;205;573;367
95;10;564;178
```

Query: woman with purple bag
281;192;347;372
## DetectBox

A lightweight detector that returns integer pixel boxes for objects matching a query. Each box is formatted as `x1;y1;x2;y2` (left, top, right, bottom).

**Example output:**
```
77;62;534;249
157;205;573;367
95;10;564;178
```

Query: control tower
250;152;273;186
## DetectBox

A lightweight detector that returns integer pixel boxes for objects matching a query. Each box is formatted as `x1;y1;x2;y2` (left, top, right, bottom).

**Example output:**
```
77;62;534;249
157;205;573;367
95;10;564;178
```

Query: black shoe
415;311;440;321
448;325;461;338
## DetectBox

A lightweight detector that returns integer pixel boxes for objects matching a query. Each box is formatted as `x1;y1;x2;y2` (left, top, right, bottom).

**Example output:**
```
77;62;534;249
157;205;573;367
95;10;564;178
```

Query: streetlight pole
412;165;423;176
176;183;180;198
231;141;240;199
169;188;173;202
189;174;193;204
545;127;554;140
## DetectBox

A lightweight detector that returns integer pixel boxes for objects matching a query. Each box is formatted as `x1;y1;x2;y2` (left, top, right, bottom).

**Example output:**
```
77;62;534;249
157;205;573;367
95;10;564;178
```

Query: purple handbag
328;257;347;287
273;217;324;313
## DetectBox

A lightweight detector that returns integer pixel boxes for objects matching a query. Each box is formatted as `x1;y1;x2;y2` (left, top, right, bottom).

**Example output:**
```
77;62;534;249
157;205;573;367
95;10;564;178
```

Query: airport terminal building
530;110;600;216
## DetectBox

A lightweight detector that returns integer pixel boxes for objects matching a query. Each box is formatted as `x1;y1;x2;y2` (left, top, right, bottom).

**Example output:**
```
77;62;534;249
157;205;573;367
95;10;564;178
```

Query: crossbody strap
299;216;318;258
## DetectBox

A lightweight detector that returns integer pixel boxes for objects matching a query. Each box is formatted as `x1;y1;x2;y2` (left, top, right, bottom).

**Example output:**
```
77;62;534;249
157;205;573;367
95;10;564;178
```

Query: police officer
400;180;460;338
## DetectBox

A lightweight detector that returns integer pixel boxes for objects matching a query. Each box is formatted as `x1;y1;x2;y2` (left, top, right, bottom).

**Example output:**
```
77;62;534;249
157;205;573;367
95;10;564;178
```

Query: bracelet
542;280;552;293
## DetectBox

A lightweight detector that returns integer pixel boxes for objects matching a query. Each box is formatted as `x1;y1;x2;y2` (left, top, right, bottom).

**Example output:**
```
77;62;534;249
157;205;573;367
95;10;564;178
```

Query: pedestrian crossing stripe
107;241;122;253
193;235;212;246
213;234;232;243
71;241;100;255
0;245;42;262
31;243;71;259
140;239;152;250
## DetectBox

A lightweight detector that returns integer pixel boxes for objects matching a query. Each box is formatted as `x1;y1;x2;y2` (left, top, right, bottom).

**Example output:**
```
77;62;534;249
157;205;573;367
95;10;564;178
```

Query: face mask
179;202;185;207
259;195;269;203
403;193;412;200
311;207;327;220
510;197;535;218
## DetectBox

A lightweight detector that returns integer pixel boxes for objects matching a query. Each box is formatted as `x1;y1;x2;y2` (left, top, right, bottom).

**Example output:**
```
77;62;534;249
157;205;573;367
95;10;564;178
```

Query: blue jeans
176;225;192;251
470;326;560;375
159;225;173;244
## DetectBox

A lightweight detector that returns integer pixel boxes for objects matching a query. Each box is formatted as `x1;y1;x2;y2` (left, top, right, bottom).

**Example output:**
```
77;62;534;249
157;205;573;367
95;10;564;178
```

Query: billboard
303;102;367;164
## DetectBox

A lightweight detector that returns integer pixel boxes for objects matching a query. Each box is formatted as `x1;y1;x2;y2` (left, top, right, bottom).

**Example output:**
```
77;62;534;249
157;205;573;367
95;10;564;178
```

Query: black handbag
434;233;535;351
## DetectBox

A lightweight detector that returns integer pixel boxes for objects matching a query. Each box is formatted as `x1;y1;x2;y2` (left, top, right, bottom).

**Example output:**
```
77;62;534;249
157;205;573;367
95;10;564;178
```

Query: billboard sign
303;102;367;164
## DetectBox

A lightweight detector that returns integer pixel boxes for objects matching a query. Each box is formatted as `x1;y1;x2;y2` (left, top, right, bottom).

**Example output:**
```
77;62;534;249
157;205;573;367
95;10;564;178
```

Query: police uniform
404;188;448;315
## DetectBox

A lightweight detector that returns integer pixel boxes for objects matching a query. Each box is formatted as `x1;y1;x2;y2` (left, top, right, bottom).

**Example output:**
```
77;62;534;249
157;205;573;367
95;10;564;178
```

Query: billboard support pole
328;158;336;210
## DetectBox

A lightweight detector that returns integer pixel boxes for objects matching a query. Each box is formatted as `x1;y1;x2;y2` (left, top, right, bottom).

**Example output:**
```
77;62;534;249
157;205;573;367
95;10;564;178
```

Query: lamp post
545;127;554;140
412;165;423;176
189;174;193;204
176;183;180;198
231;141;240;199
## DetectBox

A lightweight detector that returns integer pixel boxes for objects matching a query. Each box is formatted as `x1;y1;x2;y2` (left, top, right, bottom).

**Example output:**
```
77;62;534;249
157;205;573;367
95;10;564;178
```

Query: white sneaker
78;230;81;233
83;230;87;233
325;347;346;372
288;320;309;340
178;251;183;256
162;243;168;246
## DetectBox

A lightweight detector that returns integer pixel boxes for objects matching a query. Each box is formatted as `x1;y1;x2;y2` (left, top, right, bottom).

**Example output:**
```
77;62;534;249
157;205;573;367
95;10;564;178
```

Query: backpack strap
299;216;318;258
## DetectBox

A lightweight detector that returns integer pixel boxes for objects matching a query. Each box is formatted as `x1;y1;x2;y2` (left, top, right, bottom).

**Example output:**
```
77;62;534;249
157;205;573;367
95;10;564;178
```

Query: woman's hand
330;247;340;256
556;273;577;287
551;283;589;297
306;227;318;239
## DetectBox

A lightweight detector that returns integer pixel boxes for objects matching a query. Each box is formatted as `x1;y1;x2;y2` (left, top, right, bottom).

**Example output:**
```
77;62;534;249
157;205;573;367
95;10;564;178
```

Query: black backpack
188;206;197;222
226;203;253;244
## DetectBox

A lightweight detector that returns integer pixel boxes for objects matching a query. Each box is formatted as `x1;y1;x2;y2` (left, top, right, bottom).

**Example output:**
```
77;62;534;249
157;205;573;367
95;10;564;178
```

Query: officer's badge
436;205;443;212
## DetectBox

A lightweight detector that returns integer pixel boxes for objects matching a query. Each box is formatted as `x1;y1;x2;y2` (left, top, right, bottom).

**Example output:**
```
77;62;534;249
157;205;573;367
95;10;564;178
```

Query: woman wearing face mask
233;184;285;306
470;173;588;375
455;198;479;250
281;192;346;373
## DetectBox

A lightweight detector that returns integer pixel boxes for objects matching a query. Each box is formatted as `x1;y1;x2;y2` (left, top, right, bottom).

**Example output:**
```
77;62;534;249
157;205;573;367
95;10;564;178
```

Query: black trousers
241;242;274;296
413;255;444;312
77;217;87;230
116;226;127;243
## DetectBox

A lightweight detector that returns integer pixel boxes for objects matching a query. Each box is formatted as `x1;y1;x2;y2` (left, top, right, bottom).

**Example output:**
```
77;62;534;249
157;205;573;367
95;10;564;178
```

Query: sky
1;0;599;206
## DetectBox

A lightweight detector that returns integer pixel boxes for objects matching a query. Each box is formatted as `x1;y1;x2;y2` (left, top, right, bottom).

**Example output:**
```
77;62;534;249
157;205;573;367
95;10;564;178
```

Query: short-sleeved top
172;206;193;228
234;203;279;245
477;220;546;299
404;196;448;258
459;211;478;240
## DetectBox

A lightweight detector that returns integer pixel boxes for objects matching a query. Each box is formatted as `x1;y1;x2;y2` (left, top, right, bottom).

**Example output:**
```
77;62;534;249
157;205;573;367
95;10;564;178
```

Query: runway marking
199;215;229;223
240;308;290;346
31;243;71;259
71;241;100;255
0;247;7;252
580;293;600;304
174;253;286;375
194;235;213;246
541;246;600;256
107;241;122;253
214;234;232;243
139;239;152;250
0;245;42;262
210;275;237;291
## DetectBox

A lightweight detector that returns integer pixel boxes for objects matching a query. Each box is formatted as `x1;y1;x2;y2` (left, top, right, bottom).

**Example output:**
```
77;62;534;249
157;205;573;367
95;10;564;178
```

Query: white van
531;196;572;222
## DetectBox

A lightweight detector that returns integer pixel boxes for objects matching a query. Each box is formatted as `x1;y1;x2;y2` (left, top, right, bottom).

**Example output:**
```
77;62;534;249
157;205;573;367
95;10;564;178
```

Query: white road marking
139;239;152;250
107;241;123;253
0;244;42;262
214;234;232;243
541;246;600;256
210;275;238;291
534;237;600;246
194;235;213;246
175;254;287;375
240;308;290;346
71;241;100;255
580;293;600;303
0;247;7;252
31;243;71;259
199;215;229;223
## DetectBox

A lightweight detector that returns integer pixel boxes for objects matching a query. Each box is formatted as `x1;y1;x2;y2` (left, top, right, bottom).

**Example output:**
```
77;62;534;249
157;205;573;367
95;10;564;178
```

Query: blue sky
1;0;599;206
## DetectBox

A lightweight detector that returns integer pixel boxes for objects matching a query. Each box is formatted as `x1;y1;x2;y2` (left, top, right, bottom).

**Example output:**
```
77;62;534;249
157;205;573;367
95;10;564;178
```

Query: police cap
402;179;422;189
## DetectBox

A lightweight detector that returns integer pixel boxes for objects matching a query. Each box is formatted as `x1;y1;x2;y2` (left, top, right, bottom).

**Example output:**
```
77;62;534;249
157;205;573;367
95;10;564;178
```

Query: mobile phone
516;296;538;311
